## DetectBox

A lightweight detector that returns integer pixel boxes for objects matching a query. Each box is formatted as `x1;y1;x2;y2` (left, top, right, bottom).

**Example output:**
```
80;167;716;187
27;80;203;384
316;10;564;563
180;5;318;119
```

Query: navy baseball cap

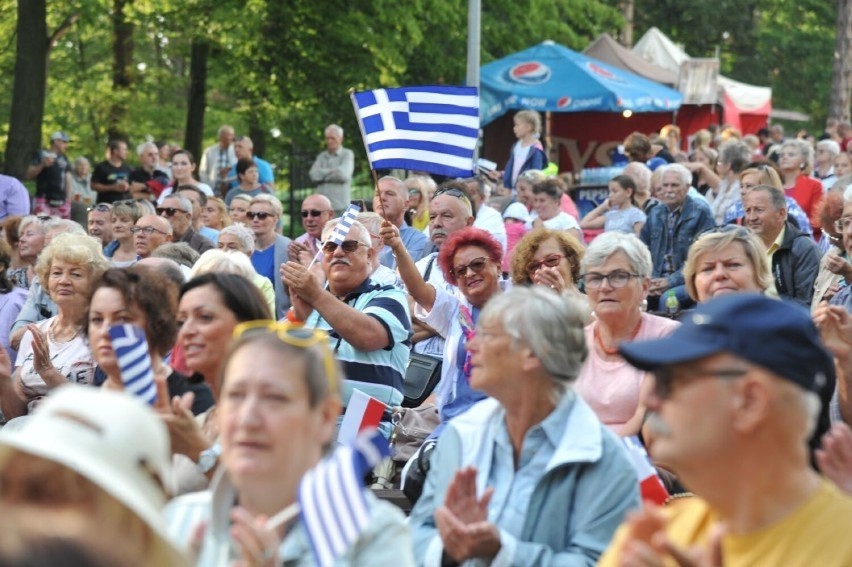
619;293;834;394
50;131;71;142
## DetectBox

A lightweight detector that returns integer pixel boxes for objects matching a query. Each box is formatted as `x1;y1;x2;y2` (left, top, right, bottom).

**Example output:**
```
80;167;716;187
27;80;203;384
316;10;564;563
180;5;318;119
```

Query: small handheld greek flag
108;324;157;406
312;203;362;263
351;85;479;178
298;429;389;567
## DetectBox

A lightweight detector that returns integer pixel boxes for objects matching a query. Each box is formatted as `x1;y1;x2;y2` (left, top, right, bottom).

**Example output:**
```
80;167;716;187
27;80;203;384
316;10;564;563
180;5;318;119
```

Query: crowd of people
0;115;851;566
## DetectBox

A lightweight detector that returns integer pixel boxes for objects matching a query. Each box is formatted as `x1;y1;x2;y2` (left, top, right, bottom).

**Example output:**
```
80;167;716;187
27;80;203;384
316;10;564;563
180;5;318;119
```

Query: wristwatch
197;442;221;474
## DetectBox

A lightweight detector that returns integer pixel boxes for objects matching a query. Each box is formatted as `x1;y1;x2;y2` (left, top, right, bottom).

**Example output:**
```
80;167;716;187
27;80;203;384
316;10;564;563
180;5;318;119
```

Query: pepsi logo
557;97;572;108
508;62;552;85
587;62;616;80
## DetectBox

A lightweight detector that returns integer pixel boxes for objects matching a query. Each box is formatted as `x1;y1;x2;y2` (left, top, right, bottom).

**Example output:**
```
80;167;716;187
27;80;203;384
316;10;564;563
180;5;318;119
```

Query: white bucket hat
502;202;530;222
0;387;172;542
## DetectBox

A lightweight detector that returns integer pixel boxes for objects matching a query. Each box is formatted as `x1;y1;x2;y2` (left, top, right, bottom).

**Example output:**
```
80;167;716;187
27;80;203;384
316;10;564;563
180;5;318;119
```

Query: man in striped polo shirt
282;218;411;434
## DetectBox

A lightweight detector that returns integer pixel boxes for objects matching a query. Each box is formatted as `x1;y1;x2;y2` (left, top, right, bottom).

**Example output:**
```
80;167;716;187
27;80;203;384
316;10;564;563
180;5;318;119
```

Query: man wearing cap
599;294;852;566
26;131;71;218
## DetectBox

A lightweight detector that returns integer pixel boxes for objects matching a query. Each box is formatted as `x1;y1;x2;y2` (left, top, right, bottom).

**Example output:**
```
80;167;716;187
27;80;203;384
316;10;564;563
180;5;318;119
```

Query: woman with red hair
381;225;503;438
812;189;847;310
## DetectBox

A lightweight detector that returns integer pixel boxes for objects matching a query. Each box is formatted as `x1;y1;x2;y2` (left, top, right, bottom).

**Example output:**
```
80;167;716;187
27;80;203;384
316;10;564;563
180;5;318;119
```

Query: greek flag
351;86;479;178
313;203;362;263
298;429;390;567
108;324;157;406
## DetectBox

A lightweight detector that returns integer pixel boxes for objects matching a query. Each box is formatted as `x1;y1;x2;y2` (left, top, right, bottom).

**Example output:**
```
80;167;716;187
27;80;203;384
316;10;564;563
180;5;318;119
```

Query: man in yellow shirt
600;293;852;566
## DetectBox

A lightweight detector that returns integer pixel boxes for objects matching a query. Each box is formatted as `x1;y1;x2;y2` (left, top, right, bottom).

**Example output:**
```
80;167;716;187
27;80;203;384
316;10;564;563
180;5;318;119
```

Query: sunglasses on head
301;209;329;218
156;207;188;217
232;320;338;394
246;211;275;220
450;257;494;280
321;239;369;255
87;203;112;213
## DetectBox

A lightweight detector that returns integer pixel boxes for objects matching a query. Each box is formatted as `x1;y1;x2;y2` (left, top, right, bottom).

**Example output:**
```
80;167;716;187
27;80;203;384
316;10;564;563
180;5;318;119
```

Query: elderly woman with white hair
815;139;841;190
410;286;640;565
779;138;822;223
706;140;752;224
574;232;679;435
190;248;275;315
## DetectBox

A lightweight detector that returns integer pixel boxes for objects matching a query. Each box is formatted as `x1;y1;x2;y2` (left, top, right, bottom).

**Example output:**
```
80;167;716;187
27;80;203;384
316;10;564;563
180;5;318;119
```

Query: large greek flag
351;86;479;178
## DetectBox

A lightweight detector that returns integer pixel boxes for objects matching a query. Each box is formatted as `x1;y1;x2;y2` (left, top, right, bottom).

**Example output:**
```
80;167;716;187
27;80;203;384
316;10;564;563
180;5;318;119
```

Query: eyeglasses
652;367;748;400
835;216;852;232
87;203;112;213
527;253;565;275
581;270;640;289
449;257;494;280
301;209;330;218
232;320;338;394
321;240;369;255
246;211;275;221
156;207;188;217
130;226;168;235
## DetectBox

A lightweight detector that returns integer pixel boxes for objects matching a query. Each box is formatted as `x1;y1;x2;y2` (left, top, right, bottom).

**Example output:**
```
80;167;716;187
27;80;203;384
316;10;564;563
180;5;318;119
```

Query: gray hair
817;139;841;157
717;140;752;174
746;184;787;211
658;163;691;187
479;286;588;388
44;218;86;237
219;223;256;254
162;195;193;214
151;242;199;268
322;219;371;248
325;124;344;138
379;175;409;199
18;215;48;237
137;141;158;156
781;139;815;170
217;125;234;137
250;194;283;218
581;232;653;279
622;162;652;196
190;248;257;280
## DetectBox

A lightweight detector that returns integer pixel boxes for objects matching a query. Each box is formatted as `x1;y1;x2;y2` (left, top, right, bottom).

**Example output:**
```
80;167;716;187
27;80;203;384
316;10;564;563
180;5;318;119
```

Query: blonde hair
190;248;257;280
35;233;109;292
683;229;773;301
514;110;541;136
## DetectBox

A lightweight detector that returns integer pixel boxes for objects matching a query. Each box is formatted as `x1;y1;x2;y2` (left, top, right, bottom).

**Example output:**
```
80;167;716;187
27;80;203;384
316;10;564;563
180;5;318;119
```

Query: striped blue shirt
306;278;411;409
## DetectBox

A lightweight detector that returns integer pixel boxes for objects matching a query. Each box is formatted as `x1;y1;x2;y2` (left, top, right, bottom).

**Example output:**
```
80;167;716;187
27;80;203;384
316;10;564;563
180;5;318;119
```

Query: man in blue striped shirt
282;219;411;427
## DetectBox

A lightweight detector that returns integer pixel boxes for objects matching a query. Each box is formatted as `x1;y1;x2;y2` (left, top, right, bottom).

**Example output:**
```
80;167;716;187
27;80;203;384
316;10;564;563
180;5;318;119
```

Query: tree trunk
830;0;852;121
620;0;634;47
184;38;209;161
109;0;134;140
249;118;266;161
4;0;48;178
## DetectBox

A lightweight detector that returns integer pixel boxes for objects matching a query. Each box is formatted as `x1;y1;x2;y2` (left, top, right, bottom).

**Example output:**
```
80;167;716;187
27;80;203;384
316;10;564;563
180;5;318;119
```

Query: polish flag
622;436;669;505
337;390;386;446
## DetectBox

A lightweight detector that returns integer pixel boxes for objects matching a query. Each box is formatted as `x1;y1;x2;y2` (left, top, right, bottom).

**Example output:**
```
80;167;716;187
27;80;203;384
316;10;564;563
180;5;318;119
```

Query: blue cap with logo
619;293;834;394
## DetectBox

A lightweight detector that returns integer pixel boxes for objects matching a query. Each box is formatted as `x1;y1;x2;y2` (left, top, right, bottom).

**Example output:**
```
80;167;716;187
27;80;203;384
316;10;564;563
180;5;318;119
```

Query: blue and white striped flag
351;86;479;178
298;429;390;567
312;203;362;263
108;324;157;406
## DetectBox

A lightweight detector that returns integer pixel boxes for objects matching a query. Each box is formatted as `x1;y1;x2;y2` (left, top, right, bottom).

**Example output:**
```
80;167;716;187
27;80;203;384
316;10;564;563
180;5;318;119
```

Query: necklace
48;322;80;344
594;318;642;356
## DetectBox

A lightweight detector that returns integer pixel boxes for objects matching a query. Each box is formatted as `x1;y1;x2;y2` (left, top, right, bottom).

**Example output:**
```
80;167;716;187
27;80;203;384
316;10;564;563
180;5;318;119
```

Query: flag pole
349;88;388;221
266;502;300;530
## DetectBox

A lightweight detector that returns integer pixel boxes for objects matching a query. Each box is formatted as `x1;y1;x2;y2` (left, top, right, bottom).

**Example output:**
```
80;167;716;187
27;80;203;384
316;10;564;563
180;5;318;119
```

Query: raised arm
380;221;437;312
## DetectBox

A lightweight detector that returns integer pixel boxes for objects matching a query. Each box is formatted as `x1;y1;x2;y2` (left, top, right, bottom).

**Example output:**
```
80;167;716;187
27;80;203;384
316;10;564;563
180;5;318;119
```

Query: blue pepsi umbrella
480;40;683;126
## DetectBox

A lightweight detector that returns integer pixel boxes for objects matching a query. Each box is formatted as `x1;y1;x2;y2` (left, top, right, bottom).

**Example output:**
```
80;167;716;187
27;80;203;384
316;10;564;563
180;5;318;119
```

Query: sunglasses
301;209;330;218
246;211;275;220
321;240;369;255
527;253;565;275
130;226;168;235
156;207;188;217
232;320;338;394
87;203;112;213
449;257;494;280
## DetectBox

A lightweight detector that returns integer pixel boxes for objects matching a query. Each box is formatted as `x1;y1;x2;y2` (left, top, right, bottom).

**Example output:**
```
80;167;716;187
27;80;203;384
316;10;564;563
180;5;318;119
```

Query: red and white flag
623;436;669;505
337;390;386;446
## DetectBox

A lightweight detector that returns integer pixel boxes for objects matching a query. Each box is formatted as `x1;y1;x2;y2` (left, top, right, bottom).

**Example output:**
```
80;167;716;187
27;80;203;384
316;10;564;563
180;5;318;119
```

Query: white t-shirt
527;211;581;232
15;317;94;413
511;142;532;186
474;205;508;253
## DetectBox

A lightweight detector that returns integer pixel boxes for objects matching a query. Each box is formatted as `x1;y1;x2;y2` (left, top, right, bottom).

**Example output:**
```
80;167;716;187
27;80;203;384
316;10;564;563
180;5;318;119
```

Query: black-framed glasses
232;320;338;394
652;367;748;400
527;253;565;275
321;240;369;255
246;211;275;221
301;209;329;218
130;226;168;235
87;203;112;213
450;256;494;280
581;271;640;289
156;207;188;217
835;216;852;233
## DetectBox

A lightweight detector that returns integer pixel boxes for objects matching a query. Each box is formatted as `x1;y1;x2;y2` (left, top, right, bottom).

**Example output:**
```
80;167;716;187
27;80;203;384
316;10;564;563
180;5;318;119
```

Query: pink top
502;221;529;273
575;312;680;431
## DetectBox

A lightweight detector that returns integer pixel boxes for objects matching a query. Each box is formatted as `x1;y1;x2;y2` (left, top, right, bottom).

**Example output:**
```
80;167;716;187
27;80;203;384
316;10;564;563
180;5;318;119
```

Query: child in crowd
580;174;647;236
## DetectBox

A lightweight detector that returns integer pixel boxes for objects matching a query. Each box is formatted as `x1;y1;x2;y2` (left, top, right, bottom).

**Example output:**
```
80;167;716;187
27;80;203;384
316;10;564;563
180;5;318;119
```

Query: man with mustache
599;294;852;566
281;219;411;431
640;163;715;311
